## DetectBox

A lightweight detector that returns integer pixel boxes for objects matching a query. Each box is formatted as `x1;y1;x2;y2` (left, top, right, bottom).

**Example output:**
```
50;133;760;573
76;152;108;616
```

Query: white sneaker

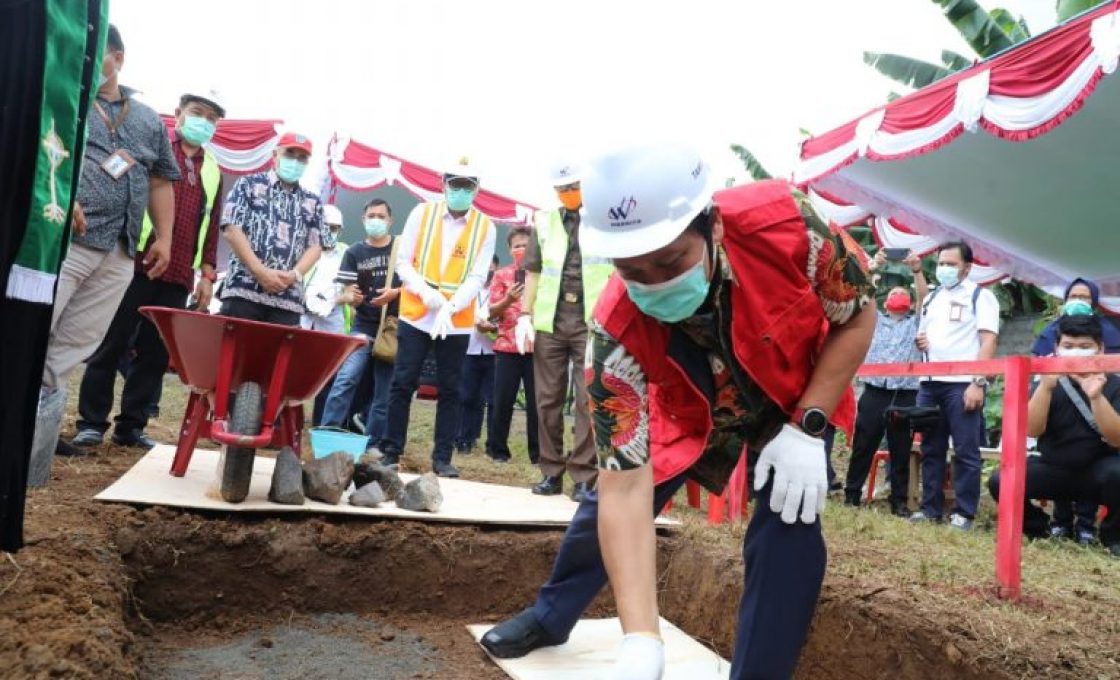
949;513;974;531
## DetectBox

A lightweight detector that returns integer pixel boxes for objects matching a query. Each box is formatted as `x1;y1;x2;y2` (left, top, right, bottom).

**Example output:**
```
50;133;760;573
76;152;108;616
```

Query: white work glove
753;423;828;524
514;314;535;354
430;304;455;340
607;633;664;680
420;286;447;312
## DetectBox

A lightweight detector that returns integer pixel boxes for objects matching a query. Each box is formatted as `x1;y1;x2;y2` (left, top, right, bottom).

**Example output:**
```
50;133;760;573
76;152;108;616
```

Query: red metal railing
857;354;1120;600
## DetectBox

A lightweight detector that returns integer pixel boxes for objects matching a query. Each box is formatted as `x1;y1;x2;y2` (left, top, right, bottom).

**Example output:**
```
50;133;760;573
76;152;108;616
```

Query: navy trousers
917;381;985;519
379;322;468;464
530;475;826;680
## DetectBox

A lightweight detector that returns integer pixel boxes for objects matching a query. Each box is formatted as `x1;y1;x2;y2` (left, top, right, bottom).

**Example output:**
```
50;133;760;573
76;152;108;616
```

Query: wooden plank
94;446;678;529
467;617;730;680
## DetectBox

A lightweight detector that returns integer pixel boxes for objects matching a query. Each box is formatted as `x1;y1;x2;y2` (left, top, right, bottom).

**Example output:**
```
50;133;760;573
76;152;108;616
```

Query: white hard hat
180;87;226;118
549;161;582;187
322;204;343;226
579;143;715;259
444;155;479;182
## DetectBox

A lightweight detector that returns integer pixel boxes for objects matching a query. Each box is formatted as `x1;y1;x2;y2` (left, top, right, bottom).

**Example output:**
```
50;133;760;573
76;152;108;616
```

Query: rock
259;637;274;649
395;473;443;512
945;642;962;665
354;463;403;499
268;447;305;505
349;482;386;507
301;451;355;505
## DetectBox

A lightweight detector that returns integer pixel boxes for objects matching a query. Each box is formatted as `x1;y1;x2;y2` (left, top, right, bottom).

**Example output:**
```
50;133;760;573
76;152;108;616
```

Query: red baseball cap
277;132;313;154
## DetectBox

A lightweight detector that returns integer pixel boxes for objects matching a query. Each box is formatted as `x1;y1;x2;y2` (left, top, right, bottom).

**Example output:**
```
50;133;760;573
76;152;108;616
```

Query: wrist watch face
801;408;829;437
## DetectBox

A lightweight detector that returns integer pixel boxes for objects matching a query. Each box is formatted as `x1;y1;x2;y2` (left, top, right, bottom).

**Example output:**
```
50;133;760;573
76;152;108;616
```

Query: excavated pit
116;508;1001;680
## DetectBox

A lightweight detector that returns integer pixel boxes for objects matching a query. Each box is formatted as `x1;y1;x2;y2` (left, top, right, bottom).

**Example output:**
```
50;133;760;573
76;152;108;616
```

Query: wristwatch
791;407;829;438
972;377;989;388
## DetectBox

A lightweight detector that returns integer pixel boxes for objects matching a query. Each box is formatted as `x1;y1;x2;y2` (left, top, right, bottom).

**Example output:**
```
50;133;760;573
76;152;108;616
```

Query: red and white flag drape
794;2;1120;311
327;135;538;225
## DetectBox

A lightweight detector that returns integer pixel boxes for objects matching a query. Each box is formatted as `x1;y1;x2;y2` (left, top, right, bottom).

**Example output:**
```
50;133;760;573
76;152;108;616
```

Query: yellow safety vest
399;201;491;329
532;208;613;333
138;147;221;269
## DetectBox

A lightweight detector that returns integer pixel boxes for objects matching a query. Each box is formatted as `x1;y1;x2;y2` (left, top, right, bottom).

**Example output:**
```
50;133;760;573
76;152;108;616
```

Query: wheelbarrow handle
211;419;275;448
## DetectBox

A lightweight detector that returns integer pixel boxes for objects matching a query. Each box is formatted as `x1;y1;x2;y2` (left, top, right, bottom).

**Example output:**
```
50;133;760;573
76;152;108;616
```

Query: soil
0;439;1100;679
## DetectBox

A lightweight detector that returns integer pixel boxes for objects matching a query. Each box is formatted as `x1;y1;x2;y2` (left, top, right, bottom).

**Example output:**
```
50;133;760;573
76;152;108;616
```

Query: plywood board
95;446;677;528
467;617;730;679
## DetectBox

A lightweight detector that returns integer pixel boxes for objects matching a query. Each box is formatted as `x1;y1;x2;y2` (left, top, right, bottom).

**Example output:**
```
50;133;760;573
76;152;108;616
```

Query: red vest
591;180;856;485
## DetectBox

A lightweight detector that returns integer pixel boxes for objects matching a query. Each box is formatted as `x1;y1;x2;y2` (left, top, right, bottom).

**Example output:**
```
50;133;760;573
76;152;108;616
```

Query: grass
71;369;1120;677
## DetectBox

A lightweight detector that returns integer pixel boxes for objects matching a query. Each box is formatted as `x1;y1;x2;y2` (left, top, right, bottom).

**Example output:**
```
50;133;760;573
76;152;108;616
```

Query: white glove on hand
514;315;535;354
430;304;455;340
608;633;665;680
753;423;828;524
421;286;446;312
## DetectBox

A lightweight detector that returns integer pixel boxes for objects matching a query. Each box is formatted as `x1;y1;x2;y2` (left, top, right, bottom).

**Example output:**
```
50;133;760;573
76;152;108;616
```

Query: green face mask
1063;299;1094;316
179;115;216;146
276;157;307;184
623;245;710;323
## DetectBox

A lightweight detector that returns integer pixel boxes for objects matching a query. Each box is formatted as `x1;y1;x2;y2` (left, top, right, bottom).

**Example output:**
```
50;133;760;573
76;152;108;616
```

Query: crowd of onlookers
29;24;1118;558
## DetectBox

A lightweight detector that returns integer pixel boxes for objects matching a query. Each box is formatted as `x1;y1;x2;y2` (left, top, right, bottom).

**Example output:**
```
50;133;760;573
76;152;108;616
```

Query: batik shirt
219;170;324;313
586;211;874;492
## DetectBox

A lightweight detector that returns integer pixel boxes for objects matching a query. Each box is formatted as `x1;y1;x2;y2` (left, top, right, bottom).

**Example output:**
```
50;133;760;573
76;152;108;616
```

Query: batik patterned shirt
586;208;874;492
219;170;323;313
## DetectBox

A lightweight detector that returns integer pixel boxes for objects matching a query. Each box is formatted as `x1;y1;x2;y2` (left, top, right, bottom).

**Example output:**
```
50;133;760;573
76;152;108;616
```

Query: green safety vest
532;208;614;333
138;147;221;268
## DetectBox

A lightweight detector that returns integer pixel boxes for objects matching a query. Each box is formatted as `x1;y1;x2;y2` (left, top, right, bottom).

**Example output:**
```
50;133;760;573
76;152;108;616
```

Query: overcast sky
111;0;1058;206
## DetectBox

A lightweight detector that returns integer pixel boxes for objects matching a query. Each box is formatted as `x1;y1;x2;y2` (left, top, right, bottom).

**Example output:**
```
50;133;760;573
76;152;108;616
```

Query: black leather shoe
889;502;910;518
532;476;563;496
843;492;862;507
111;430;159;450
570;481;593;503
56;438;93;458
433;461;460;478
480;608;566;659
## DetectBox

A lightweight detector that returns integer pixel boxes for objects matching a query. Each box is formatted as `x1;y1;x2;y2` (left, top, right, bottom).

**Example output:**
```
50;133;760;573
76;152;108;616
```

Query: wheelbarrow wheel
220;381;263;503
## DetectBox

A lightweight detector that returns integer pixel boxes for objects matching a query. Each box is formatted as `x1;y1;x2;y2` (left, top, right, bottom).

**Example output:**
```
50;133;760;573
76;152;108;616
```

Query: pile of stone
267;449;442;512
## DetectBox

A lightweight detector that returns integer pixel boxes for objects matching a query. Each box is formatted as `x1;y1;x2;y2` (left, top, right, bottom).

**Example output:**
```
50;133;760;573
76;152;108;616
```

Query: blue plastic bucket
309;427;367;462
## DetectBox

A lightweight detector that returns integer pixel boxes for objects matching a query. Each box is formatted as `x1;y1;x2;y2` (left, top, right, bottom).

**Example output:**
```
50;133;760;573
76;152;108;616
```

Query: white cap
579;142;715;259
180;87;226;118
549;161;582;187
322;204;343;227
444;155;480;182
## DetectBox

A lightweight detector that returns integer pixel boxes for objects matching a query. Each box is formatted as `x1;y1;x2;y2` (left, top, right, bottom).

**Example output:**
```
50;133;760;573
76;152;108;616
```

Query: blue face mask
364;217;389;238
179;115;216;146
1063;299;1094;316
624;246;711;323
445;188;476;212
936;265;961;288
276;156;307;184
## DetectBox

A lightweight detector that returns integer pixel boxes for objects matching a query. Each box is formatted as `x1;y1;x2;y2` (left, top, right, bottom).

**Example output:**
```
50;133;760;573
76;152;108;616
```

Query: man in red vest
481;143;876;679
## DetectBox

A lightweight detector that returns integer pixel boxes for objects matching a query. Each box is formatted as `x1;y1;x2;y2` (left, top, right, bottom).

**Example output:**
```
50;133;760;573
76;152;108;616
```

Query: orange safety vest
399;201;491;329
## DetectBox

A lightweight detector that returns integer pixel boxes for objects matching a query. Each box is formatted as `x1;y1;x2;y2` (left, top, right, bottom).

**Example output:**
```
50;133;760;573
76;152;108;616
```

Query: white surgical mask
1056;347;1097;358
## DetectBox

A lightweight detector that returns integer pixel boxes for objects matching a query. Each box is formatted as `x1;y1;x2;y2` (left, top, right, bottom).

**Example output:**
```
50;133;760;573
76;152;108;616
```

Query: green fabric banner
5;0;109;304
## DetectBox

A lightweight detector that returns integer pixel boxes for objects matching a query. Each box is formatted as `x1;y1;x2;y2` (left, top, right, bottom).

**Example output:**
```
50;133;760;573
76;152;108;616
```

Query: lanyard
94;97;131;142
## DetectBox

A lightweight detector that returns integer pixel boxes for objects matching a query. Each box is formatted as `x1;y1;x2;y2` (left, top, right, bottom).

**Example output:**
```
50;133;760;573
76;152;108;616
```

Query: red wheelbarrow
140;307;365;503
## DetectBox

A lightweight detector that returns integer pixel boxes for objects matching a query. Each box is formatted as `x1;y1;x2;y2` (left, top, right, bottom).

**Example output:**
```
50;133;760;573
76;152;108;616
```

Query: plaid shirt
861;311;922;390
135;132;221;290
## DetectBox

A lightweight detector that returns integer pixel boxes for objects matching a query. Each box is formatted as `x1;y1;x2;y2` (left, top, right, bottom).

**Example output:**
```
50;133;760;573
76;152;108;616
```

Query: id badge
100;149;136;180
949;302;964;322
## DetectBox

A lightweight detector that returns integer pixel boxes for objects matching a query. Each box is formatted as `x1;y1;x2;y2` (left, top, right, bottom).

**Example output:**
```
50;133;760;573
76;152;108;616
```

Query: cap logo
296;135;306;143
691;161;703;179
607;196;639;226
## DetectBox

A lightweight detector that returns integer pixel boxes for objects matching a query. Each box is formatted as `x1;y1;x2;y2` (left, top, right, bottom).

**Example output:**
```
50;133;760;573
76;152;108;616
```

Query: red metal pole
995;356;1029;600
686;480;702;508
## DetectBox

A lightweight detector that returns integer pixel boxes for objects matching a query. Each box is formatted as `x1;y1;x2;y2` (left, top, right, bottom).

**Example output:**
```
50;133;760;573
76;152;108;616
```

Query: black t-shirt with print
1035;374;1120;468
337;239;401;336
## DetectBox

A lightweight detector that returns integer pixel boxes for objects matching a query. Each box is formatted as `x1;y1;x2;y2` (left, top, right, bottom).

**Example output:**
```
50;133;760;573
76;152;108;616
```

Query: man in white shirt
454;255;499;456
376;158;497;477
912;240;1000;529
301;203;348;335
